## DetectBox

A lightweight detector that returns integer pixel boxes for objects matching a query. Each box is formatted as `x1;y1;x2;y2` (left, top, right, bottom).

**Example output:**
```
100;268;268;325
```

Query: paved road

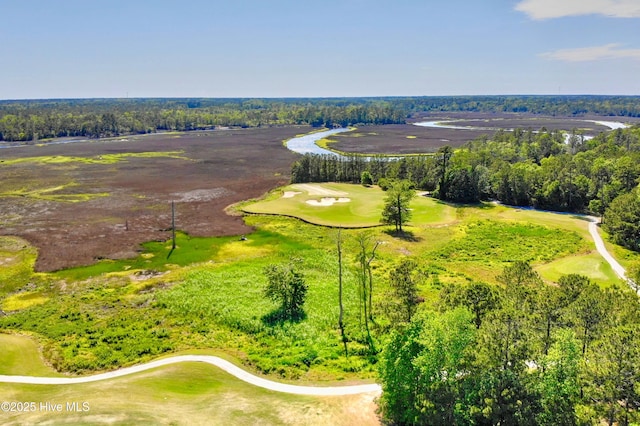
587;217;628;281
0;355;381;396
587;216;636;292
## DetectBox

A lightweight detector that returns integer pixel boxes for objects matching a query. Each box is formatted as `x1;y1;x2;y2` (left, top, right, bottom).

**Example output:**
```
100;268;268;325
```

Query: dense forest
291;125;640;252
0;98;405;141
2;95;640;141
379;261;640;425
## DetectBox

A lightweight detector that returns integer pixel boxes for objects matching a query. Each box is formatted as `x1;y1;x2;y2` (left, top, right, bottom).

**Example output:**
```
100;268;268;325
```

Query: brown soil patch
0;127;308;271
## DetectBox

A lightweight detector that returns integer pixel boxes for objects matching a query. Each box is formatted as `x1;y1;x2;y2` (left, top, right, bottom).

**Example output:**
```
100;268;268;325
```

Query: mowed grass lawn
0;336;379;426
536;252;619;287
243;183;456;227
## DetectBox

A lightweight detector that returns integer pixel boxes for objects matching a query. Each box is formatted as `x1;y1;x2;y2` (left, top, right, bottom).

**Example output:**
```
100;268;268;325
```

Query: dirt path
0;355;381;396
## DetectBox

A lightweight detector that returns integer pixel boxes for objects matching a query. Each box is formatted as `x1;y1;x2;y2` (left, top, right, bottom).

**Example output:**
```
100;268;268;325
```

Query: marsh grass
0;151;188;166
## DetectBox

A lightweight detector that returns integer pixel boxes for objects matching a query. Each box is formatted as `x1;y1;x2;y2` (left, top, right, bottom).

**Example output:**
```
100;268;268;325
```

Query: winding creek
284;119;630;158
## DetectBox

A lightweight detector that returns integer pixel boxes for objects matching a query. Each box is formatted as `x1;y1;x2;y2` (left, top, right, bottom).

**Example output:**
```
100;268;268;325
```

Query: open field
0;127;307;271
242;183;456;227
0;335;380;426
536;252;618;286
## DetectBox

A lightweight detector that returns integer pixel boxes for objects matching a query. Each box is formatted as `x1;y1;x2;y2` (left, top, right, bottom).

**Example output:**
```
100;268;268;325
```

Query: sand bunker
292;184;347;196
282;191;302;198
306;197;351;206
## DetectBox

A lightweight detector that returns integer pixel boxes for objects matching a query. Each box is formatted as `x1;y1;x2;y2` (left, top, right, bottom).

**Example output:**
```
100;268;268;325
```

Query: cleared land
0;127;307;271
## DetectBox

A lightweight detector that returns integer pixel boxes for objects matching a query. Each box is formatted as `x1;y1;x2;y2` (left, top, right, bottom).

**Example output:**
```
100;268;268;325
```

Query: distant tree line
2;95;640;142
397;94;640;117
292;125;640;252
0;98;405;141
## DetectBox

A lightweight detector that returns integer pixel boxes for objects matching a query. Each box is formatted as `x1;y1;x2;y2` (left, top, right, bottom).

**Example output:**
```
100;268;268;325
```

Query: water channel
284;119;630;158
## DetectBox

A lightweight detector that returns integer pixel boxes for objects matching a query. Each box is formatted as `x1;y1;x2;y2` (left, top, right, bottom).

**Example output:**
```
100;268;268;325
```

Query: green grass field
242;183;456;227
0;335;379;426
536;252;619;287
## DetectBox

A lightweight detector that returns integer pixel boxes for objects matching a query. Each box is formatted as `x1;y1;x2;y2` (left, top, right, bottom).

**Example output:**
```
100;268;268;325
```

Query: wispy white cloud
516;0;640;19
541;43;640;62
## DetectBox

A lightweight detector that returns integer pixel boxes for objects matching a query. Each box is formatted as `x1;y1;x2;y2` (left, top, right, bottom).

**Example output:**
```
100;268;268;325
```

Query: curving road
0;354;381;396
587;216;637;292
587;217;627;281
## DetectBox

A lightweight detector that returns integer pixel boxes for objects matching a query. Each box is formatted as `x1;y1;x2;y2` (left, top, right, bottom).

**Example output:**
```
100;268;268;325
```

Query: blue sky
1;0;639;99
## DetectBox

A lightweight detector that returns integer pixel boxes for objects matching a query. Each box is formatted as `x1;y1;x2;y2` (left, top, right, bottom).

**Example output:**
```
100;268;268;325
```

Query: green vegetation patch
54;226;293;281
1;183;110;203
0;236;37;296
536;252;620;287
434;220;587;266
2;291;49;311
0;151;189;166
243;183;455;228
0;333;62;376
155;236;370;379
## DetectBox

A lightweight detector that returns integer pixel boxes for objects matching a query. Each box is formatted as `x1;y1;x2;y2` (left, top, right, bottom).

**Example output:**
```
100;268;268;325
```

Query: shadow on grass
261;308;307;326
384;229;422;242
166;247;175;260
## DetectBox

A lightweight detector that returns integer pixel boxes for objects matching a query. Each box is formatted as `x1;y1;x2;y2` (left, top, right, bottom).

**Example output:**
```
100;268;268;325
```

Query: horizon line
3;93;640;102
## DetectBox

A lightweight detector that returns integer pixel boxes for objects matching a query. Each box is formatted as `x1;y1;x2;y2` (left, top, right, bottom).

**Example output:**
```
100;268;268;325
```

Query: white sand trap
282;191;302;198
292;183;348;196
306;197;351;206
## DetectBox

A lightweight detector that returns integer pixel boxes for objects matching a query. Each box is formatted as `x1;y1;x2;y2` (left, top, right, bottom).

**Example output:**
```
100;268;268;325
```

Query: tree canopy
263;260;308;321
380;180;415;233
604;188;640;252
378;261;640;425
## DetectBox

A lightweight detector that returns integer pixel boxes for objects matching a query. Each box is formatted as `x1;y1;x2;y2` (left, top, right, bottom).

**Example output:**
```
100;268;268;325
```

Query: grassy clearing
0;333;62;376
536;252;620;287
457;203;593;241
0;335;378;425
2;291;49;311
0;362;379;426
433;220;587;265
243;183;455;227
